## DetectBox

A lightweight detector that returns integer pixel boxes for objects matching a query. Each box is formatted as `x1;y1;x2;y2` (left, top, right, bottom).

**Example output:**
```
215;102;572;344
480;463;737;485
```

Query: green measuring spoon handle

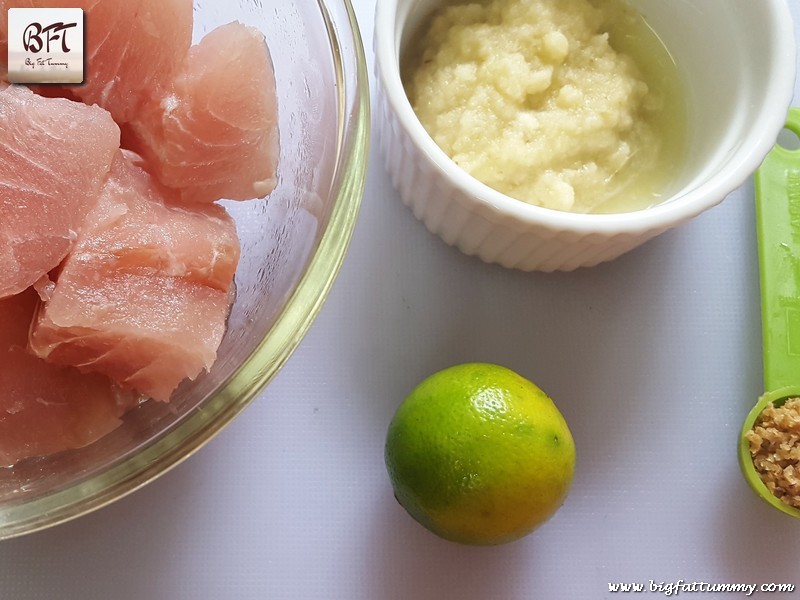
757;107;800;393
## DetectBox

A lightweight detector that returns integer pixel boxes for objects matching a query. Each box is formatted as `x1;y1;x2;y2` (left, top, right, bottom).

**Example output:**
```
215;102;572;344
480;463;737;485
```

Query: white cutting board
0;1;798;598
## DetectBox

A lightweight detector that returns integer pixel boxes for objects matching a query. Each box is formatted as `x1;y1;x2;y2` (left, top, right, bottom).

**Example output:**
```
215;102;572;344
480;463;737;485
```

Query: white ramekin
374;0;797;272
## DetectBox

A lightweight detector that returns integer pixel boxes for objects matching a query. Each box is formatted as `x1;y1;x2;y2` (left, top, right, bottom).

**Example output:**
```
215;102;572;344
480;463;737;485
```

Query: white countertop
2;2;800;598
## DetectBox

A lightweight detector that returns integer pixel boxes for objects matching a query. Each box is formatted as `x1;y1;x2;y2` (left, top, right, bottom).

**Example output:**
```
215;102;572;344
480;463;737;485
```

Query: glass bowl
0;0;369;539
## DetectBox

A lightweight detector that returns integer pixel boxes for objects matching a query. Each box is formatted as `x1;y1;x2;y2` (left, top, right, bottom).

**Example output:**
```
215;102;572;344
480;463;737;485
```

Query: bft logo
7;8;84;84
23;21;78;54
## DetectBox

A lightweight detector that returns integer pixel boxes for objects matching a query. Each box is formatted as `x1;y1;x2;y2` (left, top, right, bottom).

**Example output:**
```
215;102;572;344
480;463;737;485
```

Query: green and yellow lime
384;363;575;545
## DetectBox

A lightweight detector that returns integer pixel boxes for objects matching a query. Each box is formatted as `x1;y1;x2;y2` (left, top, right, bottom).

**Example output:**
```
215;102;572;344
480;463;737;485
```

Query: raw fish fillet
30;151;241;402
130;22;280;204
0;0;193;123
0;289;139;466
61;150;240;291
27;85;79;101
0;84;120;298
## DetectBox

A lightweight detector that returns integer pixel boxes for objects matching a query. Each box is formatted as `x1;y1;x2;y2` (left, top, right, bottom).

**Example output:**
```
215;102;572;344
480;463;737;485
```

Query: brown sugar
746;398;800;509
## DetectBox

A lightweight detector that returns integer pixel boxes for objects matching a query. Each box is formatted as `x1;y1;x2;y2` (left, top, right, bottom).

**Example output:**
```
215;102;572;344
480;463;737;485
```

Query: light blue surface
1;1;799;598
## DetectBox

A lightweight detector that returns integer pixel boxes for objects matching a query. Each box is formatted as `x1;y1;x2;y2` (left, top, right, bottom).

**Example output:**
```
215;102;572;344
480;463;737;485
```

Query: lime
384;363;575;545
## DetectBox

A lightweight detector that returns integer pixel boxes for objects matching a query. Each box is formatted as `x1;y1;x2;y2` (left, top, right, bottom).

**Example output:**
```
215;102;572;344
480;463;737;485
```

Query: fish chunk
0;84;119;298
0;289;139;466
30;150;241;401
0;0;193;123
130;22;280;203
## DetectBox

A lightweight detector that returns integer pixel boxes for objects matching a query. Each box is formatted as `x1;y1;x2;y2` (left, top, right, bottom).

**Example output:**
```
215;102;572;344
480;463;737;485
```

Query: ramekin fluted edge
373;0;797;272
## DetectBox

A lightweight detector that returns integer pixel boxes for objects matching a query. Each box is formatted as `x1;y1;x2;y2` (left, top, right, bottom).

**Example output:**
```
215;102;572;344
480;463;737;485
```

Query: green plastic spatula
739;107;800;518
